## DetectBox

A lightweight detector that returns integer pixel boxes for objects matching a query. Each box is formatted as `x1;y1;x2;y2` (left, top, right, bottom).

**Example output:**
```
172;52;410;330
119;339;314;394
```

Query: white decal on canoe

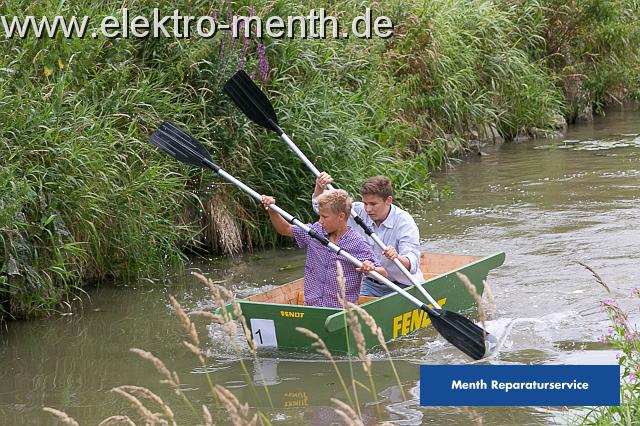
250;318;278;348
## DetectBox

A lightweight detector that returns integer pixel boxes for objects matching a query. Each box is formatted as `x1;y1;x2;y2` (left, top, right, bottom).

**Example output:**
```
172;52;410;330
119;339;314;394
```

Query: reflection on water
1;110;639;424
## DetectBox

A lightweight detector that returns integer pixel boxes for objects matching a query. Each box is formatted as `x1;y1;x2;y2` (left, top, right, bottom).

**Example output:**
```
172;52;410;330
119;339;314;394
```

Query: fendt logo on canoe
280;310;304;318
392;298;447;338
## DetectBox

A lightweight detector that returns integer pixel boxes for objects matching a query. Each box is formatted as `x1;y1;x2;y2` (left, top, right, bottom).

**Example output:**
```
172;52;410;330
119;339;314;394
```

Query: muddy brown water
1;110;639;425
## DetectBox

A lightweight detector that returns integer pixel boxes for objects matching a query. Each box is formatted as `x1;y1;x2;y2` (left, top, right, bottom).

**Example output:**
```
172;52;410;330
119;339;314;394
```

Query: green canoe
225;251;505;355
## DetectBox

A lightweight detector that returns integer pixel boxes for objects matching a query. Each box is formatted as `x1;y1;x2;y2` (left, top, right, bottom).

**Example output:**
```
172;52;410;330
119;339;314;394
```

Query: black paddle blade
223;70;281;134
427;309;489;360
150;122;213;168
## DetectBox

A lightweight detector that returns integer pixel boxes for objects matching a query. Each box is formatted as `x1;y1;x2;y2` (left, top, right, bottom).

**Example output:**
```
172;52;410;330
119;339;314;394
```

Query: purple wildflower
242;31;250;51
256;43;269;81
238;21;250;70
600;298;617;313
599;335;606;343
227;10;235;45
608;326;614;335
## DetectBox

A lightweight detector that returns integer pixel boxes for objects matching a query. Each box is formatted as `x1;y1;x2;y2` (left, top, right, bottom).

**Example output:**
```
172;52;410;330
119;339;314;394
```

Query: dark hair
359;175;393;199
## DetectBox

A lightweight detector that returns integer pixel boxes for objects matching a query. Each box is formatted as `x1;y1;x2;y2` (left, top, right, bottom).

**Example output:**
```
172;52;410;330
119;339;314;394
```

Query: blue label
420;365;620;406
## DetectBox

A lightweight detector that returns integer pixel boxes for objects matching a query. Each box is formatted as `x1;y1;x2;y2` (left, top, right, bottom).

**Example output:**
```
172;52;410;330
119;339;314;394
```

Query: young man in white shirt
312;173;424;297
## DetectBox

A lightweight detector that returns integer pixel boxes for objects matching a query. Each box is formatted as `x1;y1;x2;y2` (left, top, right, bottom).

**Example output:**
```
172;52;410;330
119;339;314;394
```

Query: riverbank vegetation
578;266;639;425
2;0;640;318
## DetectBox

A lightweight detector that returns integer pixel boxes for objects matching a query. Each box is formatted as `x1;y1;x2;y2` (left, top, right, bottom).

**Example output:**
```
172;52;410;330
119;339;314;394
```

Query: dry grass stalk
169;295;205;363
333;409;359;426
191;273;258;357
117;385;175;423
238;314;256;353
578;264;634;338
464;406;484;426
336;260;347;302
111;387;160;424
98;415;136;425
457;272;487;331
347;307;369;373
331;398;364;426
482;279;496;319
206;196;243;255
604;301;633;337
188;311;224;324
183;340;205;363
201;404;213;426
576;261;611;293
336;261;370;373
222;315;238;341
214;385;258;426
129;348;180;389
296;327;333;360
192;271;265;410
128;348;199;416
233;301;256;354
210;283;234;301
348;303;388;351
169;295;200;348
348;302;408;400
192;272;243;346
295;326;355;408
42;407;79;426
191;271;234;301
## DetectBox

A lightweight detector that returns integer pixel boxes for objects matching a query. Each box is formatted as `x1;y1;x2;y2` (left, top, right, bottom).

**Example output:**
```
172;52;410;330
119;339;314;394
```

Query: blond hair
316;189;352;217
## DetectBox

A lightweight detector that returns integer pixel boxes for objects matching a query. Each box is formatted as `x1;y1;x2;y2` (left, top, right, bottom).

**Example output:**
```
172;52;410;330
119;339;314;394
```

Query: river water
1;110;639;425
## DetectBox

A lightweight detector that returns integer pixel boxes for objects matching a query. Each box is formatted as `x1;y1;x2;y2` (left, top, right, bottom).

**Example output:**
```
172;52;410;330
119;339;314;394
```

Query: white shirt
312;199;424;286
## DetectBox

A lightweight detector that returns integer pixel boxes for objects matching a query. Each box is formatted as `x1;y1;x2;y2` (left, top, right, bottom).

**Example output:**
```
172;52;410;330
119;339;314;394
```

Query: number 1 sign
249;318;278;348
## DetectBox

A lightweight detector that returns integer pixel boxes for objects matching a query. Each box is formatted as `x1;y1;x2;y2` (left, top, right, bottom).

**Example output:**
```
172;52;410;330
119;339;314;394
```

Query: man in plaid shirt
312;173;423;297
261;189;387;308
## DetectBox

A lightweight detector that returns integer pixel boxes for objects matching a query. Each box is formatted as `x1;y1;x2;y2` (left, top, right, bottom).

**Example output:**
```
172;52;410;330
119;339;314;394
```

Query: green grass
536;0;640;115
391;0;567;142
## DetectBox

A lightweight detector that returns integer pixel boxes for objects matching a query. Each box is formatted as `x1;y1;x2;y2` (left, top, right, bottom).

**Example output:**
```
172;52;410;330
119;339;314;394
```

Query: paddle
150;121;488;360
224;70;491;359
224;71;431;291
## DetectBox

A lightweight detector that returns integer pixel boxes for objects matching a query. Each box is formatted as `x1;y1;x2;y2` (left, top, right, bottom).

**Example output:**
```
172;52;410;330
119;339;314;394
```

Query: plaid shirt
312;199;423;285
292;222;380;308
